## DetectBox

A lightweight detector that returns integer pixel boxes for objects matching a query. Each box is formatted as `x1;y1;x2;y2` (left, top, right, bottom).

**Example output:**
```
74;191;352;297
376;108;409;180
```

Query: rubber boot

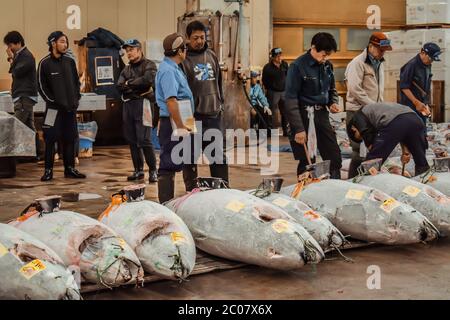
210;164;230;187
183;164;199;192
158;173;176;204
348;158;363;179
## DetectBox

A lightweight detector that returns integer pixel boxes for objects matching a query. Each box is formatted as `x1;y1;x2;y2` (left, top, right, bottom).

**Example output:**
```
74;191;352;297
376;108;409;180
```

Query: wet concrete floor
1;142;450;300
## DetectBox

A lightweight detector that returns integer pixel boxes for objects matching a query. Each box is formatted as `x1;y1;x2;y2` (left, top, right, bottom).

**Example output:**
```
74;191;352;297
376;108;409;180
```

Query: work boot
158;174;175;204
128;171;145;181
41;169;53;182
210;164;230;187
64;167;87;179
330;168;342;180
149;170;158;183
183;165;198;192
415;165;431;177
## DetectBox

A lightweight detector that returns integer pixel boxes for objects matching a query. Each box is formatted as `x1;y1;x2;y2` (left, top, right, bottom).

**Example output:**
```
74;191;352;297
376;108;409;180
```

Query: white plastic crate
407;0;428;25
386;30;406;51
427;1;450;24
405;29;427;49
385;70;401;89
426;28;450;49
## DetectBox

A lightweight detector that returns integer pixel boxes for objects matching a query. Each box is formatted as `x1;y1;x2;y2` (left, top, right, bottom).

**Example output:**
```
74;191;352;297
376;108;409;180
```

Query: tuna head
135;220;196;281
347;188;439;244
79;235;144;288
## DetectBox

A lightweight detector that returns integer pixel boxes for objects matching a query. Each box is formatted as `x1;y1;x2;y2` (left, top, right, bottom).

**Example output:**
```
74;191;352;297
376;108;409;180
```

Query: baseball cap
122;39;142;49
271;48;283;57
250;70;260;78
369;32;393;51
163;33;189;54
423;42;442;61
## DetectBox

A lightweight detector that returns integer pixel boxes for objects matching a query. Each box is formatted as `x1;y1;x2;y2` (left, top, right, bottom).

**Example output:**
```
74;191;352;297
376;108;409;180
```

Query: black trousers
289;107;342;178
183;114;229;192
43;109;78;170
267;90;288;135
366;113;429;175
123;99;157;172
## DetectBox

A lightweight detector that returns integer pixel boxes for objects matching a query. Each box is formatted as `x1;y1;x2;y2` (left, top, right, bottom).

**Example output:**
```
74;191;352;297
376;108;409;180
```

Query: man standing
283;33;342;179
400;42;442;124
262;47;289;136
156;33;194;203
345;32;392;178
117;39;158;183
38;31;86;182
181;20;229;191
3;31;39;157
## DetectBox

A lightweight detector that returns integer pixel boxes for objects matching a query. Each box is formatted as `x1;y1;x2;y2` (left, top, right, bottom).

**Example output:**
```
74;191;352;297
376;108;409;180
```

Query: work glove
263;107;272;116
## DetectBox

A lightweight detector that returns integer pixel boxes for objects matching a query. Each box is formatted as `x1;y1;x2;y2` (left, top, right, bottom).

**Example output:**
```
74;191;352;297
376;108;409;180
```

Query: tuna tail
420;219;440;243
64;287;83;300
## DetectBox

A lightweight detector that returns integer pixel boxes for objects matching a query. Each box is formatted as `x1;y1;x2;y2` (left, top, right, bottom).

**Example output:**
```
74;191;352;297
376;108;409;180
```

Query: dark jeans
267;90;288;135
366;113;429;174
158;117;189;176
123;99;157;172
43;109;78;170
346;110;364;178
14;97;39;157
289;107;342;178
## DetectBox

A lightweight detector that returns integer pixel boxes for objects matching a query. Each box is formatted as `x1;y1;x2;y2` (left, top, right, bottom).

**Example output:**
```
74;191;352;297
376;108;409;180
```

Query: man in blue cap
400;42;443;123
117;39;158;183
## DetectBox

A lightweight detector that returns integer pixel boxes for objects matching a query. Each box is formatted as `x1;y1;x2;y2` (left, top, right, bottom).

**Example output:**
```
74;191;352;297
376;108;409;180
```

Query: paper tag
304;210;320;221
171;232;186;244
226;201;246;213
403;186;421;198
143;99;153;127
118;238;127;249
272;197;291;208
0;243;8;258
272;220;292;234
369;167;379;176
20;259;46;280
346;189;366;201
380;198;400;213
44;108;58;127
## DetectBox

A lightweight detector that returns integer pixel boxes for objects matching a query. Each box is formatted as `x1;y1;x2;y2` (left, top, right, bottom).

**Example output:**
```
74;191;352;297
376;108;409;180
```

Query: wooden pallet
81;241;375;294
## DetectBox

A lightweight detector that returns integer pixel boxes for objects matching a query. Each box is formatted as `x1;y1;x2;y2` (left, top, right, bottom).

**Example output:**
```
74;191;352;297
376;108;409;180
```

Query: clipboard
171;99;197;136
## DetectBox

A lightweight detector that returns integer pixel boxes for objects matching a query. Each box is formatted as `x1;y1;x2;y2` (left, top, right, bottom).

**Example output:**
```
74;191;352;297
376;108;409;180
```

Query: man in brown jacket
344;32;392;178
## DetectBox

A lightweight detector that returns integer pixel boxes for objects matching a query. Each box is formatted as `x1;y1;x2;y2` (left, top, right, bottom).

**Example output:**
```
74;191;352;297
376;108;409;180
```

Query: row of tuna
2;166;450;300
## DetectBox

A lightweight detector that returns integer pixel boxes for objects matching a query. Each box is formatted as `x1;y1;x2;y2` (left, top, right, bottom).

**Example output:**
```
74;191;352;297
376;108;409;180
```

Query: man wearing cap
181;20;229;192
400;42;442;124
283;32;342;179
37;31;85;182
156;33;194;203
344;32;392;178
262;48;289;136
249;70;272;135
117;39;158;184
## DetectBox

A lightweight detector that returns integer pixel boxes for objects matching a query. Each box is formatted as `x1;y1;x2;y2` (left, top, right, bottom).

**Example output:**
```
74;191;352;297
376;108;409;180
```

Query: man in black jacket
37;31;86;182
4;31;39;157
283;32;342;179
117;39;158;183
181;20;229;191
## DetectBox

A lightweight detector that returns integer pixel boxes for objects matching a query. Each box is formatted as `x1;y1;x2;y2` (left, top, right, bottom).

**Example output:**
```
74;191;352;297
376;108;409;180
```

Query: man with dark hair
262;47;289;136
117;39;158;183
181;20;229;192
37;31;85;182
347;102;429;176
156;33;194;203
283;32;342;179
4;31;39;158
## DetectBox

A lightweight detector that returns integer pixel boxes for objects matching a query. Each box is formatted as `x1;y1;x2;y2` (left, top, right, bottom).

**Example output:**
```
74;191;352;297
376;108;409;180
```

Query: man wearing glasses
283;32;342;179
344;32;392;178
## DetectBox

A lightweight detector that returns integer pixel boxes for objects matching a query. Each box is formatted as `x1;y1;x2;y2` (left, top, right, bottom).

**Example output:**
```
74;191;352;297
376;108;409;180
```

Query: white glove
264;107;273;116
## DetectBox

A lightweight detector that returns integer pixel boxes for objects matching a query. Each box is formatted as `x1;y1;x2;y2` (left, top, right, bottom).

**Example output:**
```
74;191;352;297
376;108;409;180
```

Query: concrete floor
2;142;450;300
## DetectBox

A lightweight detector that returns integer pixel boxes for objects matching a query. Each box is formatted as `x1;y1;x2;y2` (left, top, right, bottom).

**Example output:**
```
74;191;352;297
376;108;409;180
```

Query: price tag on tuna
226;201;246;213
272;197;291;208
0;243;8;258
380;198;400;213
19;259;46;280
403;186;421;197
272;220;292;234
304;210;320;221
171;232;186;244
118;238;127;249
346;189;365;200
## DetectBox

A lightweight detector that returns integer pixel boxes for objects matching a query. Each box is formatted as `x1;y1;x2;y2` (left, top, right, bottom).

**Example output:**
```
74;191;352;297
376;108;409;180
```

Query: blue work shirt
249;83;269;108
155;57;194;117
400;54;432;122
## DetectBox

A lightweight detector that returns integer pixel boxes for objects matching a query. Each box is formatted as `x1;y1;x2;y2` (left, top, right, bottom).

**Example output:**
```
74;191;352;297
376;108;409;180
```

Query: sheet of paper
142;99;153;127
171;99;197;136
44;109;58;127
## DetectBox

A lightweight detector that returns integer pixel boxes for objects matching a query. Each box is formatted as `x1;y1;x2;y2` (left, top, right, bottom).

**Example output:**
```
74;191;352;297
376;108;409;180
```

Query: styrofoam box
385;70;401;89
426;29;450;49
431;66;448;80
427;1;450;24
405;29;427;49
386;30;406;51
407;0;428;25
385;50;417;71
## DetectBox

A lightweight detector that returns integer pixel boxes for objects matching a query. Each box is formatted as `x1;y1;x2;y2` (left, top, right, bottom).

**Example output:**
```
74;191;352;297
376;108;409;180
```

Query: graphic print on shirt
194;63;215;81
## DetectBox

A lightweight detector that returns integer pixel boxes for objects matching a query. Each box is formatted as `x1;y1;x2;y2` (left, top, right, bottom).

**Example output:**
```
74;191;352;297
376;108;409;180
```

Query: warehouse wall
0;0;270;90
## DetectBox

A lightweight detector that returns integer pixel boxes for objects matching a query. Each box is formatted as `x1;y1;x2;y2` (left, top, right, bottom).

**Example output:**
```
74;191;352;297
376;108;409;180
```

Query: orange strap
98;195;127;221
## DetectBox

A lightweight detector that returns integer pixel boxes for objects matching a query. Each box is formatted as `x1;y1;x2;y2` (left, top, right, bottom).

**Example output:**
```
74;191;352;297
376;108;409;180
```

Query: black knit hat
47;31;67;46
